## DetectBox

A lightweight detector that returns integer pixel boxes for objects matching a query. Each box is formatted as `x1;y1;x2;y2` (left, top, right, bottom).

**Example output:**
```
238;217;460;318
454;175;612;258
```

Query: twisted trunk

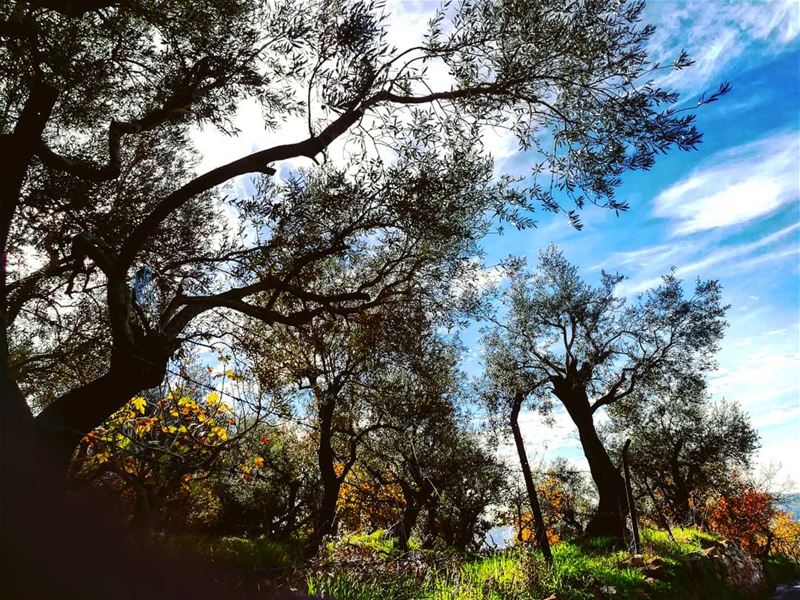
34;337;170;474
391;482;432;552
554;380;628;542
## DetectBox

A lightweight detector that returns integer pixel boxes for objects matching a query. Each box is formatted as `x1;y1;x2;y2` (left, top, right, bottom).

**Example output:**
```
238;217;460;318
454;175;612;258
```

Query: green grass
160;533;296;571
327;529;399;555
305;527;757;600
156;527;792;599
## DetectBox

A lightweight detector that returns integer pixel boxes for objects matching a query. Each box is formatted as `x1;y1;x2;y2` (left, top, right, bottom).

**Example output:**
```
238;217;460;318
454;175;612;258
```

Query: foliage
76;369;241;529
483;245;728;540
762;553;800;595
337;467;405;534
707;486;775;554
210;422;320;539
4;0;724;470
606;381;759;526
706;482;800;560
770;510;800;560
537;459;595;541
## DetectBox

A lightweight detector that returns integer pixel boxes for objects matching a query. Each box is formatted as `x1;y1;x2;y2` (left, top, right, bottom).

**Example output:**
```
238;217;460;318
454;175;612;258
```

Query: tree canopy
0;0;740;596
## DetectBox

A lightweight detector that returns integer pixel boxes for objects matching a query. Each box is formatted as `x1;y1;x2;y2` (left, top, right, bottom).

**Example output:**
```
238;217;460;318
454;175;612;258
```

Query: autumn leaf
131;396;146;414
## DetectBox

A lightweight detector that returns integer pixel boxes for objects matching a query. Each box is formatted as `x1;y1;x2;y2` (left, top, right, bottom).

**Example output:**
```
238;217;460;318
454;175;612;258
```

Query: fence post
622;439;641;553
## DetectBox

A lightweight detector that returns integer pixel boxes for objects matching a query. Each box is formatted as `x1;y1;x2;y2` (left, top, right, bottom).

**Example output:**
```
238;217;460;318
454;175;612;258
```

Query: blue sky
466;0;800;486
192;1;800;487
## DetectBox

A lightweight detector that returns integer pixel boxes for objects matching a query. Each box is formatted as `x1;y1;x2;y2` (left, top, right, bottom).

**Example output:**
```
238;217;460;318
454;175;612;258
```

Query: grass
305;527;760;599
159;533;296;572
156;527;796;599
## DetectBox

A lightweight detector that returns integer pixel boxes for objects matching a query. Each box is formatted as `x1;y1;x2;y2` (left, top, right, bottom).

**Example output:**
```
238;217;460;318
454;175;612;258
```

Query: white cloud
609;222;799;296
653;131;799;236
753;405;800;429
709;346;800;409
679;223;799;271
646;0;799;100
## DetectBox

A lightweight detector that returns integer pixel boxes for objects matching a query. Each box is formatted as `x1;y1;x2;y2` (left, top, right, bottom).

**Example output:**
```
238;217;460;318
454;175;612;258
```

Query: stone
641;562;666;580
617;554;646;569
645;556;665;567
599;585;618;595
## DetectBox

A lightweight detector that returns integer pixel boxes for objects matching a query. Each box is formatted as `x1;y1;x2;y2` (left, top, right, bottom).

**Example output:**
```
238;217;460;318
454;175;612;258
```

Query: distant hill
780;493;800;520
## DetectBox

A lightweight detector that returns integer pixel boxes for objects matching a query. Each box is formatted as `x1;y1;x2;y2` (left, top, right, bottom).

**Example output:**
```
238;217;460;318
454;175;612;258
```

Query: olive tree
484;246;727;542
604;380;759;526
0;0;725;592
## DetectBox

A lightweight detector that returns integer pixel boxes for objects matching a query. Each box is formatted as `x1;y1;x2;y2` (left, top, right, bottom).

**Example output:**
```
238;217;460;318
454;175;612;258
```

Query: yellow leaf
207;391;220;405
131;396;146;414
211;426;228;442
254;456;265;468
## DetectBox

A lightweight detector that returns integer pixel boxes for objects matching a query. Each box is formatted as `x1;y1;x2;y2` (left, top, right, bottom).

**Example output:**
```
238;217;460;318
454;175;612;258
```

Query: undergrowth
304;527;762;600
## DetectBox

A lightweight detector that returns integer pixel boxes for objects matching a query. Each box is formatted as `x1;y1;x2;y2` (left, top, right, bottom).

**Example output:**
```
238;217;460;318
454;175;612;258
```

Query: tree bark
556;383;628;543
510;391;552;563
391;483;431;552
308;387;343;554
422;498;439;549
34;339;170;474
669;443;692;524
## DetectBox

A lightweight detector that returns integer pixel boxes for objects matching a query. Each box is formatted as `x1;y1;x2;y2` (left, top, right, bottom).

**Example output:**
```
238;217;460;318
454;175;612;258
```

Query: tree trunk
422;498;439;549
392;500;422;552
510;391;552;563
391;483;430;552
557;386;628;543
34;340;169;475
130;484;161;534
308;388;342;554
669;448;692;524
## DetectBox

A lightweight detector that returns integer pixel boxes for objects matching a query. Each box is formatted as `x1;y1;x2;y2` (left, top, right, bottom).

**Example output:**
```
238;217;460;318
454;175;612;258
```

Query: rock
701;540;766;598
645;556;665;567
617;554;646;569
641;562;666;580
599;585;618;595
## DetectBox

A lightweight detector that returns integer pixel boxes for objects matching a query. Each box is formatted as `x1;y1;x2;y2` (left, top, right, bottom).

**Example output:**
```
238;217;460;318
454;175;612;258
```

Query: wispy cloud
608;222;798;295
646;0;799;99
652;131;799;236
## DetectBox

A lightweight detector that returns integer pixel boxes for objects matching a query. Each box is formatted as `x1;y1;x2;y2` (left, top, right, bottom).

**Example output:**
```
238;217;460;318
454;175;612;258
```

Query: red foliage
707;486;775;554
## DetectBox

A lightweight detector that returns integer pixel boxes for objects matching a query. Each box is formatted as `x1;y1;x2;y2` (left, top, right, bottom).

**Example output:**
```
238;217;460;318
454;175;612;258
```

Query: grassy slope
159;528;800;599
306;528;778;600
